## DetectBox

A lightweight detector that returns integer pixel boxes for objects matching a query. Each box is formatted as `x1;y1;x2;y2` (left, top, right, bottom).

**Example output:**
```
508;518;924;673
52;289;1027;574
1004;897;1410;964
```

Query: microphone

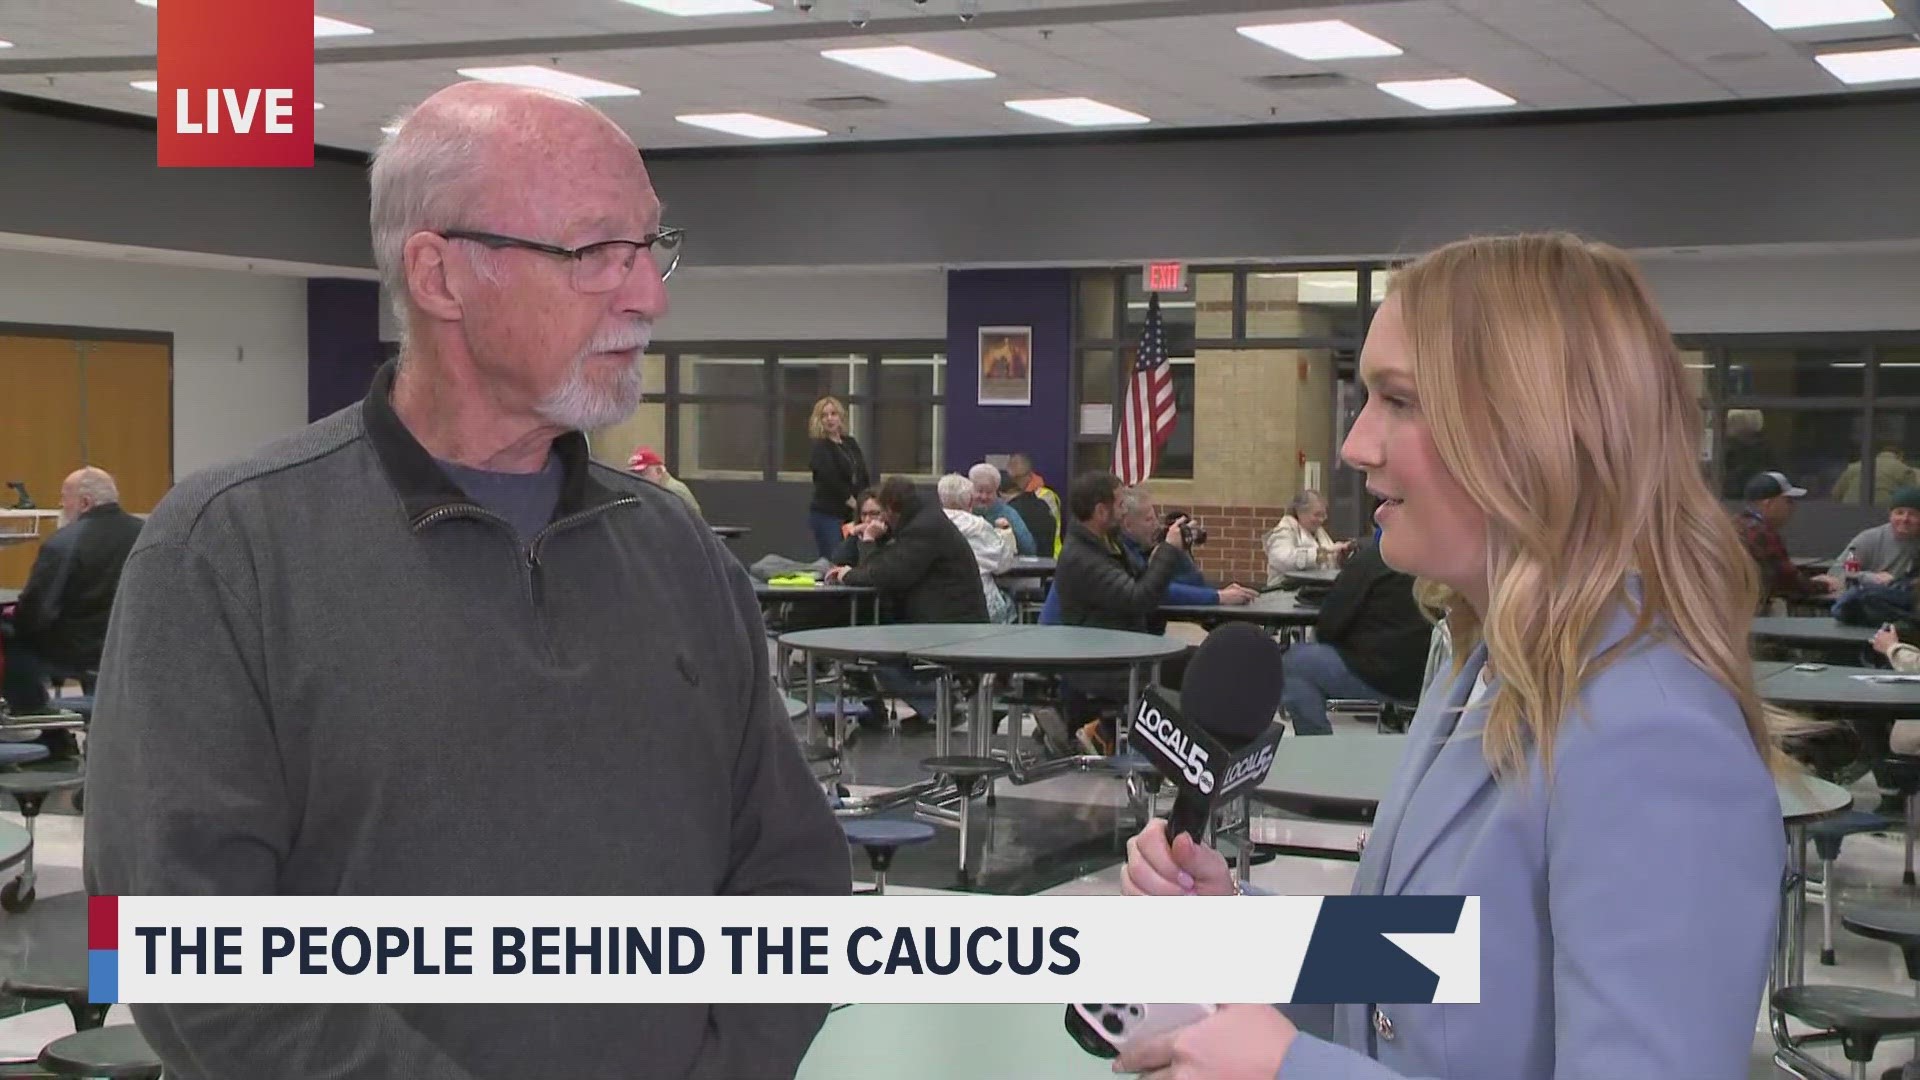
1130;621;1286;842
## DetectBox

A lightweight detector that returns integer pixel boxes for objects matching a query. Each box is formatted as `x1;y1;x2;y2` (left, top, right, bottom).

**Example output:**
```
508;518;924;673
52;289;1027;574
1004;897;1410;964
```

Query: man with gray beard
84;83;848;1079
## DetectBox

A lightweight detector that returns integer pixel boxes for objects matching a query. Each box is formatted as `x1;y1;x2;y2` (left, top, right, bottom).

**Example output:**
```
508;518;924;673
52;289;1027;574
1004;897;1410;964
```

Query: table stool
917;755;1008;884
1774;985;1920;1080
1811;810;1898;965
0;771;83;913
1843;906;1920;1079
36;1025;161;1079
1327;698;1418;734
842;818;936;894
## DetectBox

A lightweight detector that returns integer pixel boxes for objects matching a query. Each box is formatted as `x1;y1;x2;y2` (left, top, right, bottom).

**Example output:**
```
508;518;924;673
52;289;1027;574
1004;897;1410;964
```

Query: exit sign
1144;262;1186;292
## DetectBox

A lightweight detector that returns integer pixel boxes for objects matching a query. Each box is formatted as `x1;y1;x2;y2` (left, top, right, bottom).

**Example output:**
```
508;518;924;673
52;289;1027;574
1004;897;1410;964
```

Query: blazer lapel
1380;678;1498;896
1352;643;1487;896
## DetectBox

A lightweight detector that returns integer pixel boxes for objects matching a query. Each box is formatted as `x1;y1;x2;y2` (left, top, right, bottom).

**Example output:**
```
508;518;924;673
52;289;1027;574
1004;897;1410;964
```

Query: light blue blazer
1278;601;1785;1079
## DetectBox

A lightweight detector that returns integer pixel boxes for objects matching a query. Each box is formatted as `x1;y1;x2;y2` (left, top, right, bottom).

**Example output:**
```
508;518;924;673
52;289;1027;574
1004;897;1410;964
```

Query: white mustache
588;323;653;355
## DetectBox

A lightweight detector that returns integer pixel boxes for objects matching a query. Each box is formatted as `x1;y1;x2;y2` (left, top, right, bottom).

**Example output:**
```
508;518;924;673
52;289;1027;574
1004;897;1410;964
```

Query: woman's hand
1113;1004;1297;1079
1122;819;1234;896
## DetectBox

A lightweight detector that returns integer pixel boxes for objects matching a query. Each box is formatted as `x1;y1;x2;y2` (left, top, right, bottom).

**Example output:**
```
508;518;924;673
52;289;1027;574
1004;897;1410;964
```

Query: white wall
1640;248;1920;335
0;248;307;477
651;267;948;342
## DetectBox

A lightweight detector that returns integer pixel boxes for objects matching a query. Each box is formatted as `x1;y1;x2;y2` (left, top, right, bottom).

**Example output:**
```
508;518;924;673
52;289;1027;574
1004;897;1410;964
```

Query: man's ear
405;232;464;322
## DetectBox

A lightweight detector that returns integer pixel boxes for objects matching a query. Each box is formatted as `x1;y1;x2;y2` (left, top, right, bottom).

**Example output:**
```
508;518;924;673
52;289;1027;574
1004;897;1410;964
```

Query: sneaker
1033;707;1075;755
1075;720;1114;757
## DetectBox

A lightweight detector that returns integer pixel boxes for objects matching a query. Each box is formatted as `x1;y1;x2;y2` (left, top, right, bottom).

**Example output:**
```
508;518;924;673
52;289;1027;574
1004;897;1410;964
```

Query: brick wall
1159;502;1287;587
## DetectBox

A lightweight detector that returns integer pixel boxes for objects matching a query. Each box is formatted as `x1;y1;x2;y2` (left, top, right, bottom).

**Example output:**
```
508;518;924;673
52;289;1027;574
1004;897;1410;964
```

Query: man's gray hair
1116;485;1153;519
936;473;975;510
968;463;1001;490
368;113;499;342
71;467;118;506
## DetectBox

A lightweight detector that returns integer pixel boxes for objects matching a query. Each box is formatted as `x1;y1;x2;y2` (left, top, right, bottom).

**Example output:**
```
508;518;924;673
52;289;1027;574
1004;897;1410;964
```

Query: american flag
1114;292;1176;485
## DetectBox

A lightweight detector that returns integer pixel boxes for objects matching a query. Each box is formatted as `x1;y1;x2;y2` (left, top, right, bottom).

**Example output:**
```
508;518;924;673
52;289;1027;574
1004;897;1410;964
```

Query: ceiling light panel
1005;97;1149;126
1236;20;1402;61
454;66;642;98
820;46;995;82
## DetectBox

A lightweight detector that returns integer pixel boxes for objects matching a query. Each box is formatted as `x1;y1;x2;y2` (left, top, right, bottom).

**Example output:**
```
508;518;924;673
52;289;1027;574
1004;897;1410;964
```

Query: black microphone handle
1166;789;1213;844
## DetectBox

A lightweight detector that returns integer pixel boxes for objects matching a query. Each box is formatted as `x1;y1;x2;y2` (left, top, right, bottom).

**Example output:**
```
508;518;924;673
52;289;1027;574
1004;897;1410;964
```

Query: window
1725;407;1862;504
652;345;944;482
1158;362;1196;478
1726;346;1866;398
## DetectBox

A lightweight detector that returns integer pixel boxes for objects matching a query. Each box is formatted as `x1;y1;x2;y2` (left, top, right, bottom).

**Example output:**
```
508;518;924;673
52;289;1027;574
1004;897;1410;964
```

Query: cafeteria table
1752;617;1878;657
796;1003;1108;1079
1161;591;1319;635
754;580;880;627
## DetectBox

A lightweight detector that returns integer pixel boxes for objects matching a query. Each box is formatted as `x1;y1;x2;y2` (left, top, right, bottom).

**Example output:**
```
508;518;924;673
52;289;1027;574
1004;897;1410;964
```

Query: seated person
1279;539;1430;735
830;489;881;567
627;446;702;518
935;473;1018;624
1040;485;1255;622
1836;486;1920;584
1005;452;1063;556
1000;469;1058;560
1;468;143;717
1263;489;1351;585
1050;472;1191;754
1734;471;1840;610
828;477;987;729
967;463;1036;556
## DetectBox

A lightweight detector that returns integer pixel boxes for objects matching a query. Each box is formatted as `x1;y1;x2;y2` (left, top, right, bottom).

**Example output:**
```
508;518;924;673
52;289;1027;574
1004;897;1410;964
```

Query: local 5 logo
157;0;314;167
1132;699;1214;794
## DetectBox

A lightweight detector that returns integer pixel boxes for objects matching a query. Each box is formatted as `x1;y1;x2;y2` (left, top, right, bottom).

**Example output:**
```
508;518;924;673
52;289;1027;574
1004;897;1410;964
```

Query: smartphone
1064;1003;1216;1058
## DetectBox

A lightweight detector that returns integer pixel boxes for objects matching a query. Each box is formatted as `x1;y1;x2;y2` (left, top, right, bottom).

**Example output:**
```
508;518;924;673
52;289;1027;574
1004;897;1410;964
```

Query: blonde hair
1394;233;1792;779
808;396;845;441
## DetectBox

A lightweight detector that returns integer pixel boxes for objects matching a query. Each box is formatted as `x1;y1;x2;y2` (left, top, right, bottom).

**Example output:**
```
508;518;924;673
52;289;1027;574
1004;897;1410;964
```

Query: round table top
1751;617;1876;649
709;525;750;539
911;626;1189;671
1161;591;1319;626
998;557;1057;577
1254;733;1408;820
1758;664;1920;715
778;623;1020;661
1253;731;1851;826
796;1003;1110;1080
1283;567;1340;587
782;695;808;721
0;890;91;998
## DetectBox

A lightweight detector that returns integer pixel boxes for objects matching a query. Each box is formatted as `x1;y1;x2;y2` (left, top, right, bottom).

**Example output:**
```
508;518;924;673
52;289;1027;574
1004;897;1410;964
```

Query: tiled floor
2;703;1916;1078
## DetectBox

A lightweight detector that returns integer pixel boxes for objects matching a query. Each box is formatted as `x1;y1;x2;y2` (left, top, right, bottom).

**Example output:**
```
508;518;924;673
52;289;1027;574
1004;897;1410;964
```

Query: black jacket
1313;543;1431;703
1054;521;1181;634
1007;491;1057;556
808;436;869;520
12;502;144;668
842;496;988;624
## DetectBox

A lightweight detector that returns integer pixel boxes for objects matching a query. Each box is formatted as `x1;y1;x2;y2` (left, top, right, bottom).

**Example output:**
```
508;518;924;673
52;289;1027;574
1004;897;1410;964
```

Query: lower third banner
91;894;1479;1006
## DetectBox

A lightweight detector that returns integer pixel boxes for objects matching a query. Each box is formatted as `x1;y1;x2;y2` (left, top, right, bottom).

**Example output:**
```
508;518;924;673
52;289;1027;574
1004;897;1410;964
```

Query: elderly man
1736;471;1840;609
936;473;1017;623
84;84;847;1080
967;462;1036;556
1835;486;1920;584
1;467;142;717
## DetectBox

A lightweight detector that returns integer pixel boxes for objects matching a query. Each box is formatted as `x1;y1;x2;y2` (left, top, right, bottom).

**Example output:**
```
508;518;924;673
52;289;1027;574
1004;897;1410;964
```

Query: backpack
1832;579;1916;627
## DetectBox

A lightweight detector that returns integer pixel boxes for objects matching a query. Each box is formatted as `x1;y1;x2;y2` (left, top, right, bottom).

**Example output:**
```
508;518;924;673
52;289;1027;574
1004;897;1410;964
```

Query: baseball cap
628;446;665;471
1743;471;1807;501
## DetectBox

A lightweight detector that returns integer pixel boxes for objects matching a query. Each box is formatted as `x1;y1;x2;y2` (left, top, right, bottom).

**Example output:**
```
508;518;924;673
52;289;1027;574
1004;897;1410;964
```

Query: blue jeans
0;623;52;715
808;511;846;560
1280;642;1398;736
873;663;939;725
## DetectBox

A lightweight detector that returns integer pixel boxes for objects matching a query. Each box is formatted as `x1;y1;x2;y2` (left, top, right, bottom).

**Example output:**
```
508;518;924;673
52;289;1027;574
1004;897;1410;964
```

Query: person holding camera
1052;472;1228;754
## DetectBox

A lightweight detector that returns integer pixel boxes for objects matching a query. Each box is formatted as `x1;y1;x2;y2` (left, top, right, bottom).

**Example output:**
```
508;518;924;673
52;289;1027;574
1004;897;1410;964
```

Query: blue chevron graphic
1291;896;1469;1004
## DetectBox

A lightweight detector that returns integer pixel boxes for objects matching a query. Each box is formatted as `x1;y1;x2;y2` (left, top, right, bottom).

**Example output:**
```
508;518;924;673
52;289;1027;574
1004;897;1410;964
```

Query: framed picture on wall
978;326;1032;407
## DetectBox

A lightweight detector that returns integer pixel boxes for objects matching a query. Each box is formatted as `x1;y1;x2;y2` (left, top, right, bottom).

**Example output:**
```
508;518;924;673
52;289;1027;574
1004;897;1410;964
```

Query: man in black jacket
1279;539;1430;735
828;476;986;726
2;467;143;716
1052;472;1188;753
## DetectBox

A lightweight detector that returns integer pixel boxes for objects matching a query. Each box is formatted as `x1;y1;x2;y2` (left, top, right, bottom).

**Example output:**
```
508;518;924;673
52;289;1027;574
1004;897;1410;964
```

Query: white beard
537;322;652;431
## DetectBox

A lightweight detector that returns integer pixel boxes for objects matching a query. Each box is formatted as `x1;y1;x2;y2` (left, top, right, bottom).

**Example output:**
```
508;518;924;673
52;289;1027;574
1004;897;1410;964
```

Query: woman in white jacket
1264;489;1350;585
936;473;1018;623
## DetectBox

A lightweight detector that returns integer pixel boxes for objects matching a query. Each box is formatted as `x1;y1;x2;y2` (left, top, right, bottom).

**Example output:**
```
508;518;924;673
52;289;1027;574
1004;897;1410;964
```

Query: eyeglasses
440;227;684;291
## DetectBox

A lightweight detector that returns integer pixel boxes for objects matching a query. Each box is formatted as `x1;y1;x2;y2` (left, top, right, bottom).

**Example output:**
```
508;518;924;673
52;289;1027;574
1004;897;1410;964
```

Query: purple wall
307;278;386;422
944;268;1073;490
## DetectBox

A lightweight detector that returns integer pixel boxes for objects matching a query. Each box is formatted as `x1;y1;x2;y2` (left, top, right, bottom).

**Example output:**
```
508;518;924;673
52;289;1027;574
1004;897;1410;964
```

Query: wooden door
81;340;173;515
0;337;84;589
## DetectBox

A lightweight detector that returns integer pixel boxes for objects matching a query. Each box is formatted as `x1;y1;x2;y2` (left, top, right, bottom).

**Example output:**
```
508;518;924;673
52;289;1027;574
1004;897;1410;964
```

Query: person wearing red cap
629;445;702;518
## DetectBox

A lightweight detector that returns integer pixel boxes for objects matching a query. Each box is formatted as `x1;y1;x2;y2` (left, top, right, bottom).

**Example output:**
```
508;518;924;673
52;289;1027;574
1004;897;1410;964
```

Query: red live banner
158;0;314;167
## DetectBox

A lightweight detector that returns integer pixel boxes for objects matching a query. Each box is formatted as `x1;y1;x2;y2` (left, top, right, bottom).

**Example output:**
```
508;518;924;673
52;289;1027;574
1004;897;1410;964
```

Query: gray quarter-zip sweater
84;361;849;1079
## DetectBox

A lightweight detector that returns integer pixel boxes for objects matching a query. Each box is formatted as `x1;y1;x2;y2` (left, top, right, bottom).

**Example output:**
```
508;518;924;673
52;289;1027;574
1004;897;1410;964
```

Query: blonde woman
1264;490;1349;584
805;395;868;559
1120;234;1786;1079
